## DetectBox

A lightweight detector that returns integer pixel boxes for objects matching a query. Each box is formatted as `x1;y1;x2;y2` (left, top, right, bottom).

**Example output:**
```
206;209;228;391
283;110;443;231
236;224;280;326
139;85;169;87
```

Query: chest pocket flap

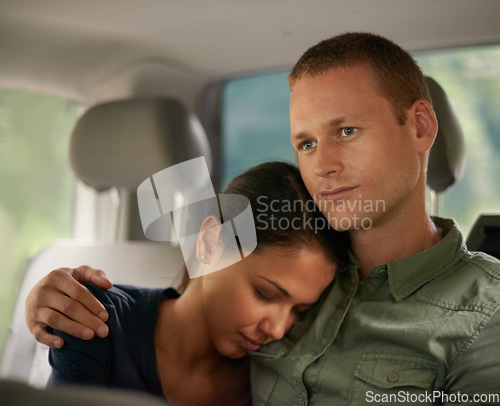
354;354;438;389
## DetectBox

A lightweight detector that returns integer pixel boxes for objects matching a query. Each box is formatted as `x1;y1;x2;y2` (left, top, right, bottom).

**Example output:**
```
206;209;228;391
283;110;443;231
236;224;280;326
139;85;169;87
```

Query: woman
28;162;349;405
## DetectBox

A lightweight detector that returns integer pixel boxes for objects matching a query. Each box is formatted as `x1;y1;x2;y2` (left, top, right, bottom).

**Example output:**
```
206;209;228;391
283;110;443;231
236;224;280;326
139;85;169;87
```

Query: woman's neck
154;281;250;405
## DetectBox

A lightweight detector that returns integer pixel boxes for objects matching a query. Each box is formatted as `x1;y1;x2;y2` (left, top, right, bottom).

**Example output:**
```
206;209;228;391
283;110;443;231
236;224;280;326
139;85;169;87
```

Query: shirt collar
383;217;466;301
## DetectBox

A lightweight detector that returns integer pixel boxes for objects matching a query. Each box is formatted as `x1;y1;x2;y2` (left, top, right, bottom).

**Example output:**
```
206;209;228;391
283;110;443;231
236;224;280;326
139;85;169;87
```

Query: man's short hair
288;32;431;125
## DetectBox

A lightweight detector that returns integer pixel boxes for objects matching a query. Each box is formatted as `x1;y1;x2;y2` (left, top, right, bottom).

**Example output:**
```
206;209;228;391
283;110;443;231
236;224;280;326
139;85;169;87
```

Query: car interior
0;0;499;403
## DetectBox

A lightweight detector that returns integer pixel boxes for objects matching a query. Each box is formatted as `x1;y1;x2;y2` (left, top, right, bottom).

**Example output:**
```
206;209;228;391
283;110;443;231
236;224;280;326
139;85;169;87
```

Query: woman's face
200;245;336;359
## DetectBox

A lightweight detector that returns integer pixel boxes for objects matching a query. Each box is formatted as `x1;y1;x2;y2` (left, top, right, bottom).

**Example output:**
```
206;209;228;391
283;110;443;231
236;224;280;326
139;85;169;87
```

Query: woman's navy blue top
47;284;179;398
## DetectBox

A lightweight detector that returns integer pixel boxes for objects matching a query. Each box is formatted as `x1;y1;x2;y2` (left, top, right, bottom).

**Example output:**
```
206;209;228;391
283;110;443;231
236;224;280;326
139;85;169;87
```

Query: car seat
466;214;500;259
0;97;212;388
425;76;466;213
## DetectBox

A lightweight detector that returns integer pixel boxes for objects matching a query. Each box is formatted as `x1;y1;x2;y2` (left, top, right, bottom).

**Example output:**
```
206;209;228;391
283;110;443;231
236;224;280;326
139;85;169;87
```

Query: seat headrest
466;214;500;258
70;98;211;191
426;76;466;193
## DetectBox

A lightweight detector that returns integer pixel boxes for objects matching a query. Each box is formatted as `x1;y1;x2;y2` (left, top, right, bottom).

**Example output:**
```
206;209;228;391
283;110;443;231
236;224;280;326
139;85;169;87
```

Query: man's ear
410;99;438;153
196;216;222;263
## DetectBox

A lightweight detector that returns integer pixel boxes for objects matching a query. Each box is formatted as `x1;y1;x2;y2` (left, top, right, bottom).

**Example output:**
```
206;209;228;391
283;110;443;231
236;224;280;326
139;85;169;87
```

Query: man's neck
351;208;443;280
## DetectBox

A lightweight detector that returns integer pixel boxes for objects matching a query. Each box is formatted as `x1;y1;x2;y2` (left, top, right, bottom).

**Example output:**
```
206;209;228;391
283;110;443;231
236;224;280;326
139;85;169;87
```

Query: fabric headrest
70;98;211;191
426;77;466;193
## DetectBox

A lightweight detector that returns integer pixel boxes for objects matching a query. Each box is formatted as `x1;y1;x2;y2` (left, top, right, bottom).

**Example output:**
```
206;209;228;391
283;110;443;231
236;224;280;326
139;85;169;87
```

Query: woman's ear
196;216;222;263
410;99;438;153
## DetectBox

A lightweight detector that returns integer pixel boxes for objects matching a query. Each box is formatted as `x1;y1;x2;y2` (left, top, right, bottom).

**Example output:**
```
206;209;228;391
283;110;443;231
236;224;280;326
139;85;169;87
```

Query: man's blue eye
341;127;358;137
302;140;317;150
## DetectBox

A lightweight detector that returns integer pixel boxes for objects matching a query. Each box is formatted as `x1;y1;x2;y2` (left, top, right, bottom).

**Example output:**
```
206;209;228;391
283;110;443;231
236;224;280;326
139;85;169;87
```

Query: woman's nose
259;308;296;342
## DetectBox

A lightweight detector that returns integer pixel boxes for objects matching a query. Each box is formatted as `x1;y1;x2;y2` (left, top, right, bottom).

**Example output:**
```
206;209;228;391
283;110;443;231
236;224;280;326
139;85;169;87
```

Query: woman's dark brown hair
180;161;350;289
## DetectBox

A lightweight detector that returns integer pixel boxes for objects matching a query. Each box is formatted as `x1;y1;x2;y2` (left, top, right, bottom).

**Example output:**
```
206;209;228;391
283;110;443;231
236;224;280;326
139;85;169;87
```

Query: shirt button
387;372;399;383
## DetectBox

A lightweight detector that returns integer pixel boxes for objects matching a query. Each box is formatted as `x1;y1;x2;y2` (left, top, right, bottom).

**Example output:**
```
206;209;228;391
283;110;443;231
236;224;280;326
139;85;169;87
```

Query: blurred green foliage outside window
0;88;80;353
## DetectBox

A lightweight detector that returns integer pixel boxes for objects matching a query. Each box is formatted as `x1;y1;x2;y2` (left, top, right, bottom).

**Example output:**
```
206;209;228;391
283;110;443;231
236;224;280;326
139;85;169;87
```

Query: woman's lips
240;334;264;351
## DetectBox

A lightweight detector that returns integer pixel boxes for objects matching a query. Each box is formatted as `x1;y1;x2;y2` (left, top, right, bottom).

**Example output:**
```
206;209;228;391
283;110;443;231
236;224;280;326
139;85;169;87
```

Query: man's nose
314;141;342;177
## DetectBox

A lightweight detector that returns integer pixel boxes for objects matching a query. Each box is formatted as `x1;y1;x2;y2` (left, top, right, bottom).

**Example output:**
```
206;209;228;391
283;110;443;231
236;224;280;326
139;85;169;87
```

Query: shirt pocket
350;353;438;405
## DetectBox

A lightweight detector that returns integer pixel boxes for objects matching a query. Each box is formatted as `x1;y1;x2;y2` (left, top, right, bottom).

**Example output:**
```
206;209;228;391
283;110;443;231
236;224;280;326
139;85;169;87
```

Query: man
249;32;500;404
26;33;500;404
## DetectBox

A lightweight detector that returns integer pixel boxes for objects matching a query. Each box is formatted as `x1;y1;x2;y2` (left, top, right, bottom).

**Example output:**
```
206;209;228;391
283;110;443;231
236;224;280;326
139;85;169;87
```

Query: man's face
290;64;422;232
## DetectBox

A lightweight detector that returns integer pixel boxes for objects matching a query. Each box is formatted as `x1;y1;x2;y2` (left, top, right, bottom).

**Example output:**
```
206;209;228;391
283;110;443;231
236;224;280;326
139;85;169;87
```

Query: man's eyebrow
324;117;346;129
290;132;309;143
258;276;290;298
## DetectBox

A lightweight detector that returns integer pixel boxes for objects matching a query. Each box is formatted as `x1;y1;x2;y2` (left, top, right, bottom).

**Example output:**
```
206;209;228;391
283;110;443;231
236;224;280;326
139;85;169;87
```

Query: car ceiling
1;0;500;109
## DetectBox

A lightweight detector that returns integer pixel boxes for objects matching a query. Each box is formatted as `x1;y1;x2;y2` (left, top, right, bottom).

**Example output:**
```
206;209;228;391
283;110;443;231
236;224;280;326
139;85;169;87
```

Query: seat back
0;97;211;387
1;242;184;387
1;379;171;406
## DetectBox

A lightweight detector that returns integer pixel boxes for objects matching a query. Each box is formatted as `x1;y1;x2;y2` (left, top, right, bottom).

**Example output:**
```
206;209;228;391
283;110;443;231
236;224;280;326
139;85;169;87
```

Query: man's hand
25;265;113;349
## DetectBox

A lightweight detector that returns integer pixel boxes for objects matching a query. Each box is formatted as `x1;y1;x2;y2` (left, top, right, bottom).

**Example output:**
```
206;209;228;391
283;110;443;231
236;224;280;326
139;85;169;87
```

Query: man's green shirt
250;218;500;405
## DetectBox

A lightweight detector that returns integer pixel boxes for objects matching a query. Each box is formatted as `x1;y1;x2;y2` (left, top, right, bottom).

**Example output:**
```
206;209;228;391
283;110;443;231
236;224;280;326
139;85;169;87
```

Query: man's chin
325;213;375;232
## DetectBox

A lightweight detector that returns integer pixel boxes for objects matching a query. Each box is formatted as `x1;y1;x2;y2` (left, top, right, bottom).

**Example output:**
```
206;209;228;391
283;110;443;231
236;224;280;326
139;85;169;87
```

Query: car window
220;44;500;236
0;88;81;352
414;44;500;235
220;69;294;190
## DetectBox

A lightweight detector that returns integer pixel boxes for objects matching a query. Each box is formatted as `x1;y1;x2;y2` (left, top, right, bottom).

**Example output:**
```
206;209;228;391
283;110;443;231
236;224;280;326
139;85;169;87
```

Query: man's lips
240;334;265;351
320;186;357;200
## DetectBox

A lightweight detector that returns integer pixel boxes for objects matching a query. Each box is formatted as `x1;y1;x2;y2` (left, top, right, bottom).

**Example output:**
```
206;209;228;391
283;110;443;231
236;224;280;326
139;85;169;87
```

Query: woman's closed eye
254;288;273;303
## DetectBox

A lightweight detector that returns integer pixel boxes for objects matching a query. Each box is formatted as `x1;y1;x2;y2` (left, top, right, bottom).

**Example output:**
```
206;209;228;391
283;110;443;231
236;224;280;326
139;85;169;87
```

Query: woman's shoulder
83;283;179;309
82;283;180;326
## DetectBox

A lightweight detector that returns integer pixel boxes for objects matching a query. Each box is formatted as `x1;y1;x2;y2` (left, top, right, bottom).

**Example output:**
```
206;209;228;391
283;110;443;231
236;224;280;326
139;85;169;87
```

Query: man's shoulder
461;249;500;279
420;249;500;313
454;248;500;288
